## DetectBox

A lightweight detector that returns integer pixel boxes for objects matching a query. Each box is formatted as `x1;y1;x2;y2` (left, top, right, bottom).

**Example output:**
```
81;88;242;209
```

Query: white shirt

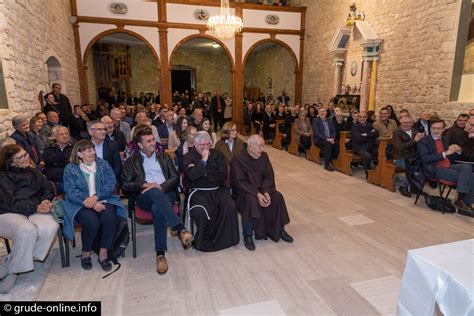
226;139;234;152
141;151;166;185
93;140;104;159
404;129;413;138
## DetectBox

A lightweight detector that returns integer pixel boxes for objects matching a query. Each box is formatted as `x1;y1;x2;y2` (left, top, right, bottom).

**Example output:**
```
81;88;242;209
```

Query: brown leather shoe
156;255;168;275
178;230;194;250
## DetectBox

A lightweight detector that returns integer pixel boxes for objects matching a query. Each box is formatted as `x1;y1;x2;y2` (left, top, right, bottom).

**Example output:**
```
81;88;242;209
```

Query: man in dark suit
351;111;379;173
87;120;122;179
418;119;473;211
312;107;338;171
211;92;226;132
157;110;176;139
277;91;290;105
414;110;431;135
152;106;167;128
44;83;72;127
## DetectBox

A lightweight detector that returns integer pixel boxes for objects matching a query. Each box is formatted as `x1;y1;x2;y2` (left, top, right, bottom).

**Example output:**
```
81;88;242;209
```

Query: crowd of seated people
1;80;472;292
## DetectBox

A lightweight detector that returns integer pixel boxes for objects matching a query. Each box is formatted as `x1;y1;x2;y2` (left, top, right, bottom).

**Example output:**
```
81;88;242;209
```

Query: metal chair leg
57;228;66;268
64;238;70;267
4;238;11;254
439;184;445;214
131;210;137;258
414;181;426;205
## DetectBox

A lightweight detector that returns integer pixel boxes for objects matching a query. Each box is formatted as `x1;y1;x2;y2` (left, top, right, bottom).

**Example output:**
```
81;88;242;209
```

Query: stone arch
82;28;161;104
243;39;299;102
82;28;160;70
169;34;235;98
243;39;299;73
169;34;235;73
46;56;63;92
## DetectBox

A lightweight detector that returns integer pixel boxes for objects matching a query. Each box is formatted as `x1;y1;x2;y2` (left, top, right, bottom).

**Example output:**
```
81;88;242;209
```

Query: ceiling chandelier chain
207;0;243;41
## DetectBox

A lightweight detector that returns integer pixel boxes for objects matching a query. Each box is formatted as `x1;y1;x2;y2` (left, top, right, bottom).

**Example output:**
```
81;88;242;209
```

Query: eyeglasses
230;128;238;132
91;128;107;131
13;152;29;160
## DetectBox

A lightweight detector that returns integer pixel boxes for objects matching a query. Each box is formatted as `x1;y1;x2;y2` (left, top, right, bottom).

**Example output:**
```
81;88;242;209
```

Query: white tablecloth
397;239;474;316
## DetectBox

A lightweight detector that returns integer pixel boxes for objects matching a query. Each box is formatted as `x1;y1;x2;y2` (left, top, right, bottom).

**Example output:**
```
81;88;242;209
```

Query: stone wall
244;43;296;103
171;47;232;96
301;0;473;123
129;45;160;97
0;0;80;138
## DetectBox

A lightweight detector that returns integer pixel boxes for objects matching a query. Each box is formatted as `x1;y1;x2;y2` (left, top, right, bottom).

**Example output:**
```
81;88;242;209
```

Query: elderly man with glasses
87;120;122;179
182;131;239;252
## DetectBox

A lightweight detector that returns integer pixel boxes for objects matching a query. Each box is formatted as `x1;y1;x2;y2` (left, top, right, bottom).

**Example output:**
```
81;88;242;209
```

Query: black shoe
81;256;92;270
98;258;112;272
324;164;335;172
398;186;412;198
280;230;294;243
244;236;255;251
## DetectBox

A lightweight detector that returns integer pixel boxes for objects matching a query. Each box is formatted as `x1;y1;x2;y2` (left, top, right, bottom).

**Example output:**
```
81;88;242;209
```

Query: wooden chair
334;131;361;175
272;119;285;150
287;123;299;155
306;144;321;164
367;138;397;190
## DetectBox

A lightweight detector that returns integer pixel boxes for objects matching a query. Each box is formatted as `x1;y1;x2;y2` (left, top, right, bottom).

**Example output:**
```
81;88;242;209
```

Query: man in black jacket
211;91;226;132
392;116;425;197
418;119;473;211
351;111;379;172
42;126;73;195
68;105;89;141
121;127;193;275
44;83;72;127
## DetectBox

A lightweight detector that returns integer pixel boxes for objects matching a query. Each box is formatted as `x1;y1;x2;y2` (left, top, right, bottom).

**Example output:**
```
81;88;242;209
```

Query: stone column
333;58;344;96
360;58;371;111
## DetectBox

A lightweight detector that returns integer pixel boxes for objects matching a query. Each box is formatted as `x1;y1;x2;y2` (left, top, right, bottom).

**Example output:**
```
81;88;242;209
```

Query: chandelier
207;0;243;40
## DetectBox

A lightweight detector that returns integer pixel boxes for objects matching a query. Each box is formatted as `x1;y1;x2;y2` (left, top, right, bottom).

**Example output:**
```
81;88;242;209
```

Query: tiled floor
3;145;473;315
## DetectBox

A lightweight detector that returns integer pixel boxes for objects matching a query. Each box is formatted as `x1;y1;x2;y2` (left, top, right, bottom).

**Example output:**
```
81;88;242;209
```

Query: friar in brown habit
231;134;293;251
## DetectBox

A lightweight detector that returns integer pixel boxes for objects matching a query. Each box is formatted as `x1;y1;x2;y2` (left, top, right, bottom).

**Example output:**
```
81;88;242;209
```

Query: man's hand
414;132;424;142
304;132;311;137
445;144;461;156
83;195;98;209
201;148;210;162
257;192;271;208
327;138;335;144
142;183;161;194
37;200;52;213
92;202;106;212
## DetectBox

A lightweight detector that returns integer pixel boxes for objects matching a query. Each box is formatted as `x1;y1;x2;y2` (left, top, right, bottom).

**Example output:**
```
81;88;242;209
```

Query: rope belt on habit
186;186;220;229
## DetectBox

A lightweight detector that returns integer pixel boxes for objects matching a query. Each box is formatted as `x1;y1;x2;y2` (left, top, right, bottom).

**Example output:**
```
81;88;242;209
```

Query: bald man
231;135;293;251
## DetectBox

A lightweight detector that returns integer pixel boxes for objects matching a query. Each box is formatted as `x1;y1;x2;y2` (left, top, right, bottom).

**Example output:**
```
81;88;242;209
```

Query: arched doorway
170;36;234;112
83;30;161;107
243;40;298;105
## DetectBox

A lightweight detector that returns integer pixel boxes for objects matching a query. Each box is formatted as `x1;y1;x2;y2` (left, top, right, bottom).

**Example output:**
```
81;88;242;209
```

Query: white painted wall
168;28;200;59
124;25;160;56
243;9;301;30
79;23;116;59
275;34;300;65
167;4;235;25
77;0;158;21
242;33;270;61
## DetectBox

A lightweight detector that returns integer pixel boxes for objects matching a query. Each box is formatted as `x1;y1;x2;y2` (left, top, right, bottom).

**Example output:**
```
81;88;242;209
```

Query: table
397;239;474;315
